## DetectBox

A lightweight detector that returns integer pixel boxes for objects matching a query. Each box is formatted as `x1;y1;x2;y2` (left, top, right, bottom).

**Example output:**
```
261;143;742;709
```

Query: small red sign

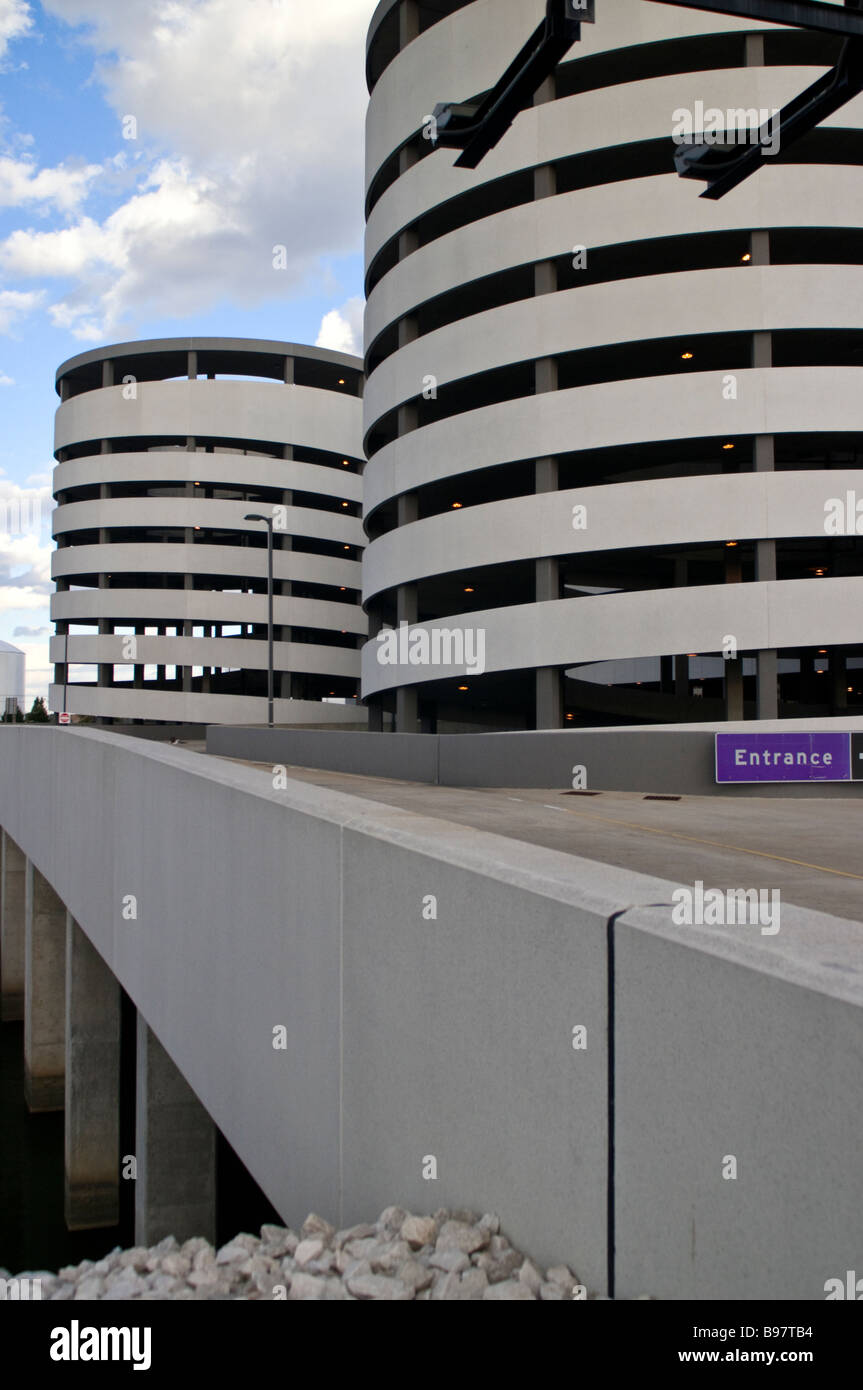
59;712;71;725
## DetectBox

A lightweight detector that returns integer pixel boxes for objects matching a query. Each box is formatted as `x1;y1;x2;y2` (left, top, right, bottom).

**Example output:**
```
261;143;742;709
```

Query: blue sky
0;0;375;703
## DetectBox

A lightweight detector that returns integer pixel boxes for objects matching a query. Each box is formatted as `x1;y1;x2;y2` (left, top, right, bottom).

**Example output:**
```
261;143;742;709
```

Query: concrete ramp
0;726;860;1299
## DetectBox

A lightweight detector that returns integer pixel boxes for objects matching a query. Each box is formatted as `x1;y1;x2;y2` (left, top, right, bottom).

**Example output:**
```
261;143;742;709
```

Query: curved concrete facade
362;0;863;732
51;338;367;726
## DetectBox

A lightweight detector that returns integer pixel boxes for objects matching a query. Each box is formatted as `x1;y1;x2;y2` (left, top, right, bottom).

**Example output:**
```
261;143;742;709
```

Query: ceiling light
458;685;468;691
722;442;735;450
342;502;349;507
725;541;737;547
464;586;474;593
342;459;350;466
741;252;751;263
343;545;350;550
452;502;463;509
681;352;693;360
338;379;345;385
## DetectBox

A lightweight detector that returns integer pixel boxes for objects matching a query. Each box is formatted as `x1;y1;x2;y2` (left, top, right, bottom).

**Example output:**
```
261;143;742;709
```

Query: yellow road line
546;803;863;881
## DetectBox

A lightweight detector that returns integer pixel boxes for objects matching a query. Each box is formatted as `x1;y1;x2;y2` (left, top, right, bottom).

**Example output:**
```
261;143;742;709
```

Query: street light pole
245;513;275;728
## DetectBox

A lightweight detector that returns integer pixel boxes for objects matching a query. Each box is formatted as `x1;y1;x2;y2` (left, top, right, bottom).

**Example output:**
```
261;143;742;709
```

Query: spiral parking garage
360;0;863;732
50;338;366;727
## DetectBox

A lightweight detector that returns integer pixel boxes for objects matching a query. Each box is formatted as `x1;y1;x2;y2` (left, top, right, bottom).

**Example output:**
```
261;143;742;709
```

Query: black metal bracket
431;1;593;169
430;0;863;199
675;30;863;197
651;0;863;40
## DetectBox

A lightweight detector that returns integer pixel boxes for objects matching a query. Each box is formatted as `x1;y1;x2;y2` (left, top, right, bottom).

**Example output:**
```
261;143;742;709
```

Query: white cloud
14;0;378;338
0;0;31;62
0;371;12;384
316;296;364;356
0;286;42;332
0;155;103;213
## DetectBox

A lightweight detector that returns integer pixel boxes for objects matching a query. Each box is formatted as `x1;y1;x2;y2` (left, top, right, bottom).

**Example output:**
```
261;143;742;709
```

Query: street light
245;513;275;728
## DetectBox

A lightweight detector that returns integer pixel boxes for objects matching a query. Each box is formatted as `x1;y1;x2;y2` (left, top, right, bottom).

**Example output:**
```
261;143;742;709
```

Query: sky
0;0;377;705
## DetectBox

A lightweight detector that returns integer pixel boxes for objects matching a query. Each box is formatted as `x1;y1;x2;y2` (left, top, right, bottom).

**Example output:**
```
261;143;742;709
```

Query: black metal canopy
431;0;863;197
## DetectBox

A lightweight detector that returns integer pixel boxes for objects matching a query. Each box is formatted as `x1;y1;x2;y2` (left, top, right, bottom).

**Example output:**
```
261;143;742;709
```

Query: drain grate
643;794;681;801
563;790;601;796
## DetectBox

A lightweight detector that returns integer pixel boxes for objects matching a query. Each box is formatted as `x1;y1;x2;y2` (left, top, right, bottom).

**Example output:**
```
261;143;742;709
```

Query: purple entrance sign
715;732;851;784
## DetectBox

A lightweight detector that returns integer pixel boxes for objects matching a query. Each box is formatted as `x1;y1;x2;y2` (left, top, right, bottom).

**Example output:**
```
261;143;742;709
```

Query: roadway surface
212;755;863;924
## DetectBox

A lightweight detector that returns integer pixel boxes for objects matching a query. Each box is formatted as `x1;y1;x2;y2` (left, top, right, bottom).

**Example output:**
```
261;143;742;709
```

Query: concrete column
725;662;744;720
65;915;121;1229
724;551;744;719
400;0;419;48
134;1016;216;1246
830;648;848;712
675;655;689;701
187;351;197;380
396;577;419;733
1;830;26;1021
536;668;563;730
24;861;66;1111
757;649;779;720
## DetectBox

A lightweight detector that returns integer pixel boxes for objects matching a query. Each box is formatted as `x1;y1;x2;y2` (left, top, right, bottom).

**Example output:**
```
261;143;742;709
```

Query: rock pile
3;1207;589;1300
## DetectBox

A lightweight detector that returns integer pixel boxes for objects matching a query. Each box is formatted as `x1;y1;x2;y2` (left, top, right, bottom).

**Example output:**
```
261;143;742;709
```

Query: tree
25;697;50;723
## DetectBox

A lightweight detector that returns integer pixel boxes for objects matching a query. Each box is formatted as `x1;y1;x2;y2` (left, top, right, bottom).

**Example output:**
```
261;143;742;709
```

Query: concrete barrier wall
207;726;440;783
207;723;863;796
1;726;860;1299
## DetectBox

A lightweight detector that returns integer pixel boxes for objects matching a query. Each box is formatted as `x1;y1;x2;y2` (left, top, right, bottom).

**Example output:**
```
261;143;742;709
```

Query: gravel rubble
2;1207;610;1301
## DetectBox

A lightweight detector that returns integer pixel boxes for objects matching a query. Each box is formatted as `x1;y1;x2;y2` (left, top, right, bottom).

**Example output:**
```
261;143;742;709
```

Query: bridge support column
24;862;66;1111
135;1016;216;1246
1;830;26;1020
65;915;121;1229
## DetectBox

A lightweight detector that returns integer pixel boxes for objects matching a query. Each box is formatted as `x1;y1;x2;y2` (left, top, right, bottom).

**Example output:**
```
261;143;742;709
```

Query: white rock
370;1239;411;1273
294;1238;326;1267
546;1265;579;1292
347;1271;413;1301
483;1279;536;1301
335;1223;376;1248
540;1282;566;1300
288;1271;327;1300
437;1220;488;1255
73;1276;105;1300
433;1268;489;1301
429;1248;470;1274
118;1247;150;1271
300;1213;335;1244
475;1248;522;1284
518;1258;543;1296
397;1258;434;1293
216;1243;249;1265
400;1215;437;1249
378;1206;409;1236
260;1225;295;1257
